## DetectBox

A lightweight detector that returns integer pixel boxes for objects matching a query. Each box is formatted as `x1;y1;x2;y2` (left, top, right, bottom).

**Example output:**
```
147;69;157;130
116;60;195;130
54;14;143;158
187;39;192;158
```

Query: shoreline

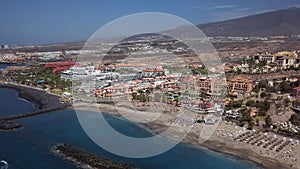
0;81;72;130
0;81;295;169
0;81;70;109
74;101;297;169
16;94;39;110
200;140;282;169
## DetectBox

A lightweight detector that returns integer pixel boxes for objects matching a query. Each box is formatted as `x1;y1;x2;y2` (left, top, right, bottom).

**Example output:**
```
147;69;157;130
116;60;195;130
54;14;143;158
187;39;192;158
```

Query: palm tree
248;121;254;130
265;115;272;128
256;119;260;126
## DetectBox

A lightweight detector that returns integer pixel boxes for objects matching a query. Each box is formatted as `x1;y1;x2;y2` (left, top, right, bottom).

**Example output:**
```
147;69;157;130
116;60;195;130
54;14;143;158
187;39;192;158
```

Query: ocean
0;88;37;117
0;88;260;169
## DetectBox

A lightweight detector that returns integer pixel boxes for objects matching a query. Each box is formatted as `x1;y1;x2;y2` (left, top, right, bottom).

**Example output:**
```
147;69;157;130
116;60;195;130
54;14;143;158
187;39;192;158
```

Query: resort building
142;67;164;77
227;77;253;93
293;86;300;100
196;76;211;91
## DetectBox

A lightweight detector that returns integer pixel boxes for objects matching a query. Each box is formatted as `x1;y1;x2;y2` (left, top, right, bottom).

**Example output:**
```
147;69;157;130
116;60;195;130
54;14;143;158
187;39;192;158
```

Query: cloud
183;4;237;11
182;5;204;10
207;5;236;10
209;8;276;23
234;8;251;12
211;12;248;21
256;9;274;14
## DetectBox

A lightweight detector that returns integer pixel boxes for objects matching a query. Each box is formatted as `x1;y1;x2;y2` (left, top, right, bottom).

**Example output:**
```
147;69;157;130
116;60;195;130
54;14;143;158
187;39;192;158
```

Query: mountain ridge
197;7;300;37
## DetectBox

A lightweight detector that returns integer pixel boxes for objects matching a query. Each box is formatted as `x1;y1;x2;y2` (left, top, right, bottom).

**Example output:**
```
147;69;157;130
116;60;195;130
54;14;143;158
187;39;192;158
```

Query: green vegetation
260;92;270;98
191;67;208;75
265;115;272;128
290;65;300;71
245;99;270;112
257;60;267;68
289;114;300;126
236;108;255;129
7;65;71;92
167;66;190;75
254;78;299;95
292;100;300;107
226;100;243;110
131;93;149;103
264;81;297;93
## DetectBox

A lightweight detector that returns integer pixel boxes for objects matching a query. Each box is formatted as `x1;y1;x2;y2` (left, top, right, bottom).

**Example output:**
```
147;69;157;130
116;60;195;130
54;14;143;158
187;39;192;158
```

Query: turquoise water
0;88;260;169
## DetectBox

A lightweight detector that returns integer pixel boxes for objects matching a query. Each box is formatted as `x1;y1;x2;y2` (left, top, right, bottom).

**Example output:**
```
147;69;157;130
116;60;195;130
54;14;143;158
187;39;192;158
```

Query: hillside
197;7;300;37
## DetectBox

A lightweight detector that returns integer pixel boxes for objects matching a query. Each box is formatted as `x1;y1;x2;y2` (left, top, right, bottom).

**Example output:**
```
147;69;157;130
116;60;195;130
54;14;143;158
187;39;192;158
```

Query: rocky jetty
53;144;137;169
0;82;72;131
0;119;22;131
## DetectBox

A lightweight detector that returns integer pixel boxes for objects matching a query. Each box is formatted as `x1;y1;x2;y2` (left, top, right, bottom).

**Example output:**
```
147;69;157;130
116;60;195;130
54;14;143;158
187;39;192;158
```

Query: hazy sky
1;0;299;45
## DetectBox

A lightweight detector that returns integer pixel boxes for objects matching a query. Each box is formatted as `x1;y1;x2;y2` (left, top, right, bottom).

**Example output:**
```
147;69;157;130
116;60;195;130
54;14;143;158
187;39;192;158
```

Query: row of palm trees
5;65;71;91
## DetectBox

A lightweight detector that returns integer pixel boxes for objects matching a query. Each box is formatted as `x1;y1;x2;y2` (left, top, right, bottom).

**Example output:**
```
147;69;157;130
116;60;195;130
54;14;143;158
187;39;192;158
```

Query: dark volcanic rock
53;144;137;169
0;119;22;131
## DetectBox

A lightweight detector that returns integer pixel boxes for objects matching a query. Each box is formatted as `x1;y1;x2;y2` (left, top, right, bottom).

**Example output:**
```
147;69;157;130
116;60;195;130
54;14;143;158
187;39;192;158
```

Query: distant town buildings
39;52;63;61
0;45;10;49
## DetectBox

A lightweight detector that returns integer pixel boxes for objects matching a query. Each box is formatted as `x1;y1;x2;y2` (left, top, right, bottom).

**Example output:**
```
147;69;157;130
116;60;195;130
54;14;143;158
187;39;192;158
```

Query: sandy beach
74;101;300;169
1;82;298;169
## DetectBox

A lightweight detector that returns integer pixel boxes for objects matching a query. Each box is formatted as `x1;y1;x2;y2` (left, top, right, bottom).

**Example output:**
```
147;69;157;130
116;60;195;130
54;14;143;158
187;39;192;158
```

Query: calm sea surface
0;88;260;169
0;88;37;117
